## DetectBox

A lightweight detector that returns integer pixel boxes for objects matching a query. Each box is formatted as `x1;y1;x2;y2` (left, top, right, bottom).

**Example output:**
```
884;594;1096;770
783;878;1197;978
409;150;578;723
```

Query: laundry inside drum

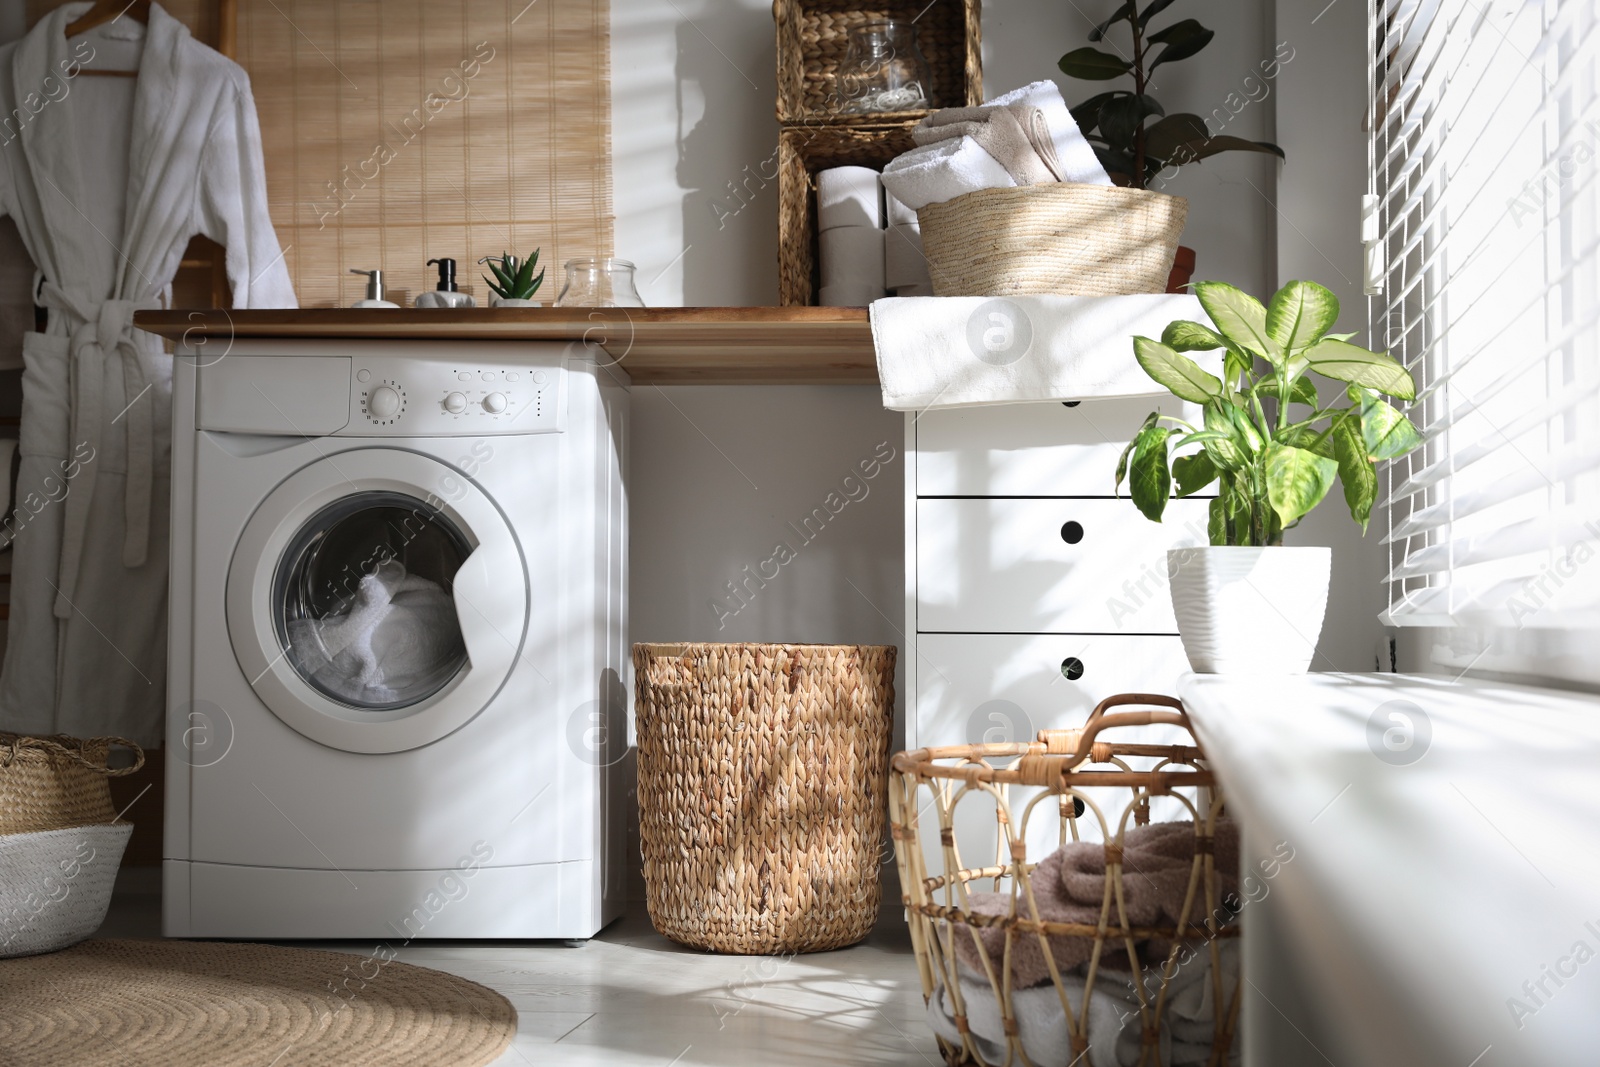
274;491;471;710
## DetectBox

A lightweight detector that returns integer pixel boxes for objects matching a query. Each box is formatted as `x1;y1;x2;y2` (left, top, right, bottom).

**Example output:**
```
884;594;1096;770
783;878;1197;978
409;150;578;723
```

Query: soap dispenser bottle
350;268;399;309
414;258;477;308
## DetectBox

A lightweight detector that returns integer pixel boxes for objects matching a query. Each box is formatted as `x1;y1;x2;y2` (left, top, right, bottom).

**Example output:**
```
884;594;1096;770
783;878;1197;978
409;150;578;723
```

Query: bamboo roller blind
32;0;614;309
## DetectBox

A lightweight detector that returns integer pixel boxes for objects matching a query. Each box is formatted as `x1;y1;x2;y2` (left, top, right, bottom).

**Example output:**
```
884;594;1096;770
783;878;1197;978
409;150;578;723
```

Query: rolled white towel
819;282;885;307
880;136;1016;211
884;223;931;290
984;80;1112;187
819;225;886;291
885;190;918;227
817;166;884;230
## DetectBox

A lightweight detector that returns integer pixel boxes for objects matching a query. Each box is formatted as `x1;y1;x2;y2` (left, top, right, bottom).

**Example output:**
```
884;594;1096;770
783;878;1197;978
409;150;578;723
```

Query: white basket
0;823;131;958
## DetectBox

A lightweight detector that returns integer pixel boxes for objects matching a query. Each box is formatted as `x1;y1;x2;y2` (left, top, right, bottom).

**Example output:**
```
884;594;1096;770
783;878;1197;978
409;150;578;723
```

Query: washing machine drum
228;449;529;753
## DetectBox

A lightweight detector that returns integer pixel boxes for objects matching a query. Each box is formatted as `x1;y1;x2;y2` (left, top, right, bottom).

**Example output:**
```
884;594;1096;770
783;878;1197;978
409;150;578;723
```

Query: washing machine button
480;372;495;382
533;371;549;386
505;371;520;382
356;369;371;383
443;392;468;414
457;372;472;382
482;392;508;414
368;385;402;419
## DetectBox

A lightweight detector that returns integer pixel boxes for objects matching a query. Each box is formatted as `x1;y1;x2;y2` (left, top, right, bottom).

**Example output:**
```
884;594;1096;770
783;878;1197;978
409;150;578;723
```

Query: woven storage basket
0;734;144;835
918;183;1189;297
890;694;1241;1065
773;0;981;125
0;823;132;958
634;642;896;953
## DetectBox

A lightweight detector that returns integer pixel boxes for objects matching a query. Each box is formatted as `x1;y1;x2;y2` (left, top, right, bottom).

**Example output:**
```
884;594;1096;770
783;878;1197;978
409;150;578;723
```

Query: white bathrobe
0;3;295;745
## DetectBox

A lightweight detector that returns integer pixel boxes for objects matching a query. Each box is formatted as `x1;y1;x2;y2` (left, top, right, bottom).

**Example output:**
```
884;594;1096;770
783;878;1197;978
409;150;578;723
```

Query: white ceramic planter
1167;546;1332;675
490;296;542;307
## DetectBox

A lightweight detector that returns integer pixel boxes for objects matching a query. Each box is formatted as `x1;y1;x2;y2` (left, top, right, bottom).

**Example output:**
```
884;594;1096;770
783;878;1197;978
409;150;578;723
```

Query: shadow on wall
675;17;780;307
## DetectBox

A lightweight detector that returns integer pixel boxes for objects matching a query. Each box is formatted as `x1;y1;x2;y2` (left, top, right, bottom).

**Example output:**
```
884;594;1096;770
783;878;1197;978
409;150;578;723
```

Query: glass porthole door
227;450;528;753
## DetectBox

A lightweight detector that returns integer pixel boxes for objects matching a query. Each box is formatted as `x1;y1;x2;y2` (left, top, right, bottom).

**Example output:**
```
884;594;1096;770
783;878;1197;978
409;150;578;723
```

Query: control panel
196;340;571;437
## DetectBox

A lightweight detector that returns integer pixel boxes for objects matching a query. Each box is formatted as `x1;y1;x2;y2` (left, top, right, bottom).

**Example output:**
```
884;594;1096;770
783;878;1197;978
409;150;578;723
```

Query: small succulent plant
479;250;545;300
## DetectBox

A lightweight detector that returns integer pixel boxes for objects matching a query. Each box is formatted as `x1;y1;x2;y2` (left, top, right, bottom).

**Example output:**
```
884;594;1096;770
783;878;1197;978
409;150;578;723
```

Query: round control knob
443;391;468;414
368;385;401;419
482;392;508;414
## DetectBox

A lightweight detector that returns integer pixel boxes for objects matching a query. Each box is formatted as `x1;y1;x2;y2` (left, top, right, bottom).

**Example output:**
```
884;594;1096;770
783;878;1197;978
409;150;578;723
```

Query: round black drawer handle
1060;656;1085;681
1060;520;1084;544
1061;400;1081;408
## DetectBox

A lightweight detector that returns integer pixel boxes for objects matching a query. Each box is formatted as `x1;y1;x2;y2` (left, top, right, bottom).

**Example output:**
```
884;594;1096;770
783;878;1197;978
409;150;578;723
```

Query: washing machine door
227;448;528;753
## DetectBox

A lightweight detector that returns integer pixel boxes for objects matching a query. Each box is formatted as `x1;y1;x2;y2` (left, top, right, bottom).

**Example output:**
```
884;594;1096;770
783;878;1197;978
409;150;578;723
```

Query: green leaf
1099;94;1165;146
1256;376;1319;408
1357;390;1423;459
1088;1;1136;41
1194;281;1281;363
1172;451;1218;497
1133;336;1223;403
1224;347;1252;386
1267;281;1341;355
1278;424;1335;459
1147;19;1214;69
1200;400;1248;470
1115;411;1160;494
1163;136;1285;163
1128;425;1173;522
1294;338;1416;400
1332;414;1377;532
1265;442;1338;526
1142;113;1210;159
1161;319;1228;352
1059;47;1134;80
1139;0;1182;29
1207;495;1228;545
1069;90;1124;132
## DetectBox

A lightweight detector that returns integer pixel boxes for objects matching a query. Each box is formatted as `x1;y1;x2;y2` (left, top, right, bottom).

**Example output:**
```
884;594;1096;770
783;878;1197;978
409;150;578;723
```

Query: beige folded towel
955;820;1240;989
913;104;1062;185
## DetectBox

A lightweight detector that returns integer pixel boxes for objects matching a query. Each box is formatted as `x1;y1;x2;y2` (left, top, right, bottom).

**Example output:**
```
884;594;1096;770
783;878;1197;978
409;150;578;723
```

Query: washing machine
163;339;628;939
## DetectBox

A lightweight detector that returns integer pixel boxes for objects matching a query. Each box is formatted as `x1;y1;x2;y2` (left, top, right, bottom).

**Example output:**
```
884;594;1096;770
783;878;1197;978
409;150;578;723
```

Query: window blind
1371;0;1600;630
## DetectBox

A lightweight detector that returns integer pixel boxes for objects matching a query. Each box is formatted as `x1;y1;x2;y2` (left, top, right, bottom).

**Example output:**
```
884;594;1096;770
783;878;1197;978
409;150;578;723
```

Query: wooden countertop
133;307;879;385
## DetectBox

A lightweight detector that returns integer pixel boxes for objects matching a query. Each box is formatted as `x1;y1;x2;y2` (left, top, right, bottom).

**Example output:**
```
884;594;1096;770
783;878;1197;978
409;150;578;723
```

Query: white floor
97;872;941;1066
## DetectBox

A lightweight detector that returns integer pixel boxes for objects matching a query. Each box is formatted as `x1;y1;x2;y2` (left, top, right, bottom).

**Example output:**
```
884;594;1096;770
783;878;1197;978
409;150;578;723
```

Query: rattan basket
0;734;144;835
891;694;1242;1065
633;642;896;954
918;183;1189;297
774;0;982;125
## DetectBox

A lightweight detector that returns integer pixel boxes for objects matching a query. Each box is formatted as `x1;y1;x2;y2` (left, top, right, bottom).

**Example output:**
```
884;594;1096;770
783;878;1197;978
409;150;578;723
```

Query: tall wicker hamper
891;694;1242;1065
633;642;896;953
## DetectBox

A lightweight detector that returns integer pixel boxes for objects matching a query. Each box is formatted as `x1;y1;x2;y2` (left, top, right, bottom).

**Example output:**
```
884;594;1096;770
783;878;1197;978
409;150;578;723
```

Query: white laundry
0;3;295;745
878;137;1016;212
287;561;463;707
925;940;1240;1067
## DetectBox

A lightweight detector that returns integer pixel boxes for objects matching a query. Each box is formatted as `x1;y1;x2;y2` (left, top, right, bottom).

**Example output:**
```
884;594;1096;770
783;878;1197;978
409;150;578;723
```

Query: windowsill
1179;672;1600;1066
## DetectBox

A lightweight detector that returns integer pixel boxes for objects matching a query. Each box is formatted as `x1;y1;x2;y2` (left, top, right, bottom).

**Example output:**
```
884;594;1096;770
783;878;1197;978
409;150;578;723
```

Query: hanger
67;1;150;78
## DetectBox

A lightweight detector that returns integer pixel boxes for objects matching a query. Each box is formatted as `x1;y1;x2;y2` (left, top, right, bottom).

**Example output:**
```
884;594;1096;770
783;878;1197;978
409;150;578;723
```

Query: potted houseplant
479;250;545;307
1060;1;1285;289
1115;279;1421;674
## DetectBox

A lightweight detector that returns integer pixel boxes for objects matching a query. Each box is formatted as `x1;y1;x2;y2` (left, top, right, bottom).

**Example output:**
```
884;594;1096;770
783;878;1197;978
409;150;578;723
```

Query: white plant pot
1167;546;1331;675
490;296;542;307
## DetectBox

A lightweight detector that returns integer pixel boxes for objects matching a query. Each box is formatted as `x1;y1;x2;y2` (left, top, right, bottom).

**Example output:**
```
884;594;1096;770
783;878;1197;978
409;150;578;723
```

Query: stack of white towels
814;80;1112;306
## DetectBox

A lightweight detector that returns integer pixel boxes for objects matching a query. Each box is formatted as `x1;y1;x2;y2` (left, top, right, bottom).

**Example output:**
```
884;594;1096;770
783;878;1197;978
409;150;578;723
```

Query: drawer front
910;633;1196;853
915;397;1201;497
917;498;1209;634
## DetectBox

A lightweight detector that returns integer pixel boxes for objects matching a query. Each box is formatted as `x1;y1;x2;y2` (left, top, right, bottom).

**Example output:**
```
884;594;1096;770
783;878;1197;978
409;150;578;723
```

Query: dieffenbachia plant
1115;280;1422;546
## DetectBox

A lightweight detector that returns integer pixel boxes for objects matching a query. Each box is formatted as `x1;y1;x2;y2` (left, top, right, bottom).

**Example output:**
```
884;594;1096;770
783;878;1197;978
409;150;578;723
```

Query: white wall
1273;0;1391;672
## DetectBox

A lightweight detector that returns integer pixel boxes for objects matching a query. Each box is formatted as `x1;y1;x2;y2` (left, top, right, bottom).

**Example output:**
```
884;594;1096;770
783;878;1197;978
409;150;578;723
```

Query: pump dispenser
414;258;477;308
349;269;399;309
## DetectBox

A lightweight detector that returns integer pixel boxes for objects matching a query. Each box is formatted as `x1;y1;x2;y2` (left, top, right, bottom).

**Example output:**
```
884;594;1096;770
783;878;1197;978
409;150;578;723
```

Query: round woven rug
0;939;517;1066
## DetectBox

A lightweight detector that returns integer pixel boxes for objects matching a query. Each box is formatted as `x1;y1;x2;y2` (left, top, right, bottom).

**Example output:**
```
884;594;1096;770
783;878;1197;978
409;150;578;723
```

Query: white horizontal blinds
1374;0;1600;629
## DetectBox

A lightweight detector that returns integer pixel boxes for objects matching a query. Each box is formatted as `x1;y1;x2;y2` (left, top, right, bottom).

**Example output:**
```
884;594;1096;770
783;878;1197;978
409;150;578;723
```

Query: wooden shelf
133;307;878;385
